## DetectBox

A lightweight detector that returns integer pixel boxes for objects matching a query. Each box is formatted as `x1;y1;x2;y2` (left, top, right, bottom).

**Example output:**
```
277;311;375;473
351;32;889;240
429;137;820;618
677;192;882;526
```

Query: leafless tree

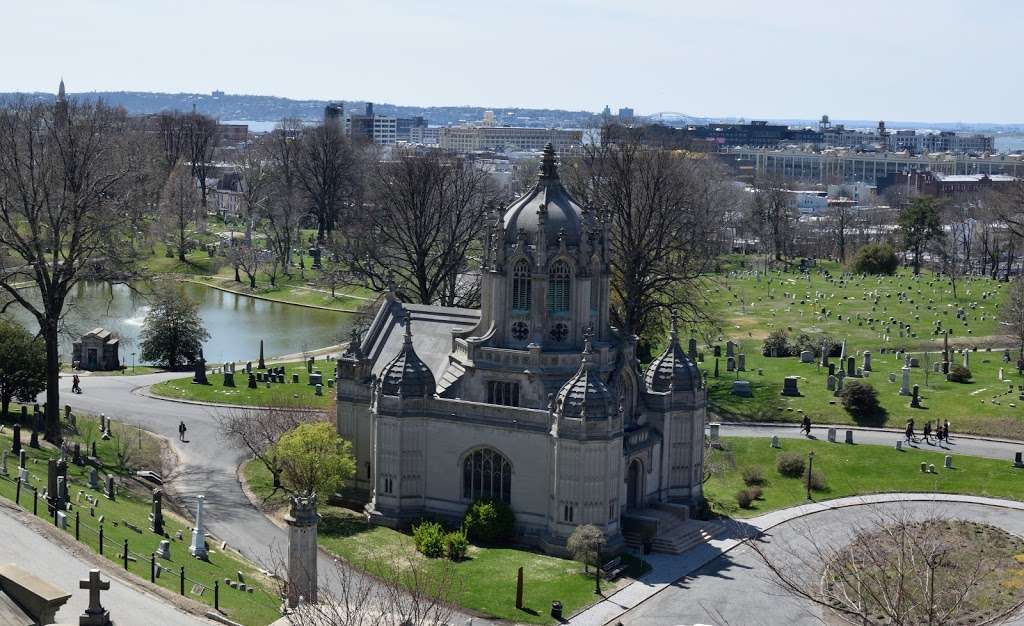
183;111;219;210
262;119;306;274
231;137;275;246
1002;276;1024;356
747;507;1017;626
750;175;798;266
826;202;854;262
340;149;493;307
0;99;142;442
158;163;200;262
227;242;265;290
296;123;360;242
565;143;729;356
217;403;323;492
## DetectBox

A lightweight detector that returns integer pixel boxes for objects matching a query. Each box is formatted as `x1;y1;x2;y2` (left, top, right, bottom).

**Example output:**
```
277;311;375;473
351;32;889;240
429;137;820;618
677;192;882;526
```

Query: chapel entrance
627;459;643;509
87;349;98;370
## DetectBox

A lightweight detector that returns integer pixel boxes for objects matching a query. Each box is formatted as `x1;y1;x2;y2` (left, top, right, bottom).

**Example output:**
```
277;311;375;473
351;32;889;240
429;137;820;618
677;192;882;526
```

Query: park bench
600;556;627;580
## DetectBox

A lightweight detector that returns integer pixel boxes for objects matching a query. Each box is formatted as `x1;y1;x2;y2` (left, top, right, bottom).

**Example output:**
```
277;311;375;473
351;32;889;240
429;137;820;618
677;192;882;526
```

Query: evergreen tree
138;287;209;368
0;320;47;419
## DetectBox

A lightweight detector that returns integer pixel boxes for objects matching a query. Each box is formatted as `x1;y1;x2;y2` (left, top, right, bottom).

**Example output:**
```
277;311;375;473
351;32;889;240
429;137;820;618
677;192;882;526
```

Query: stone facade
71;328;120;371
336;145;707;554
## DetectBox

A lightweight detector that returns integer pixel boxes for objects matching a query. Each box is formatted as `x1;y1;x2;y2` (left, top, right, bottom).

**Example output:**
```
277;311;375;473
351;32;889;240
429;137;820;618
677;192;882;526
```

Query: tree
138;286;210;368
296;123;360;242
341;149;492;307
750;175;797;264
0;99;141;442
567;524;607;574
158;163;200;261
261;119;305;275
850;242;899;275
217;402;321;492
227;241;266;290
0;320;46;420
273;422;355;497
565;142;728;356
183;111;219;210
1002;276;1024;356
898;197;944;274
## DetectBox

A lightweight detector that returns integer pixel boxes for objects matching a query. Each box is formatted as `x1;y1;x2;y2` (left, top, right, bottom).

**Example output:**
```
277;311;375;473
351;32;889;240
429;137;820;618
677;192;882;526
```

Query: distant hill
0;91;599;129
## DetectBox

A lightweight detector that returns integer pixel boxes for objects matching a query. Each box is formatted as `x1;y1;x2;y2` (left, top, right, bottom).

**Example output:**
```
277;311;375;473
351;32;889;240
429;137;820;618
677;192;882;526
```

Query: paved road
722;421;1024;462
617;500;1024;626
0;499;209;625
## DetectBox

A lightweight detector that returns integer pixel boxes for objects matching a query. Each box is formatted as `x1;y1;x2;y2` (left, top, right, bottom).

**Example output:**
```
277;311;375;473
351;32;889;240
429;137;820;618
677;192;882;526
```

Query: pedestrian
71;374;81;394
944;420;951;441
178;421;187;442
922;421;931;444
801;415;812;436
938;423;947;444
905;420;914;443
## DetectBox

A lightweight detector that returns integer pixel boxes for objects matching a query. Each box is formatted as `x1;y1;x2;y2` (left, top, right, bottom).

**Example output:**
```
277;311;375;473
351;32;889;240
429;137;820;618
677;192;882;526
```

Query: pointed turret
379;313;435;397
644;311;701;392
554;327;613;419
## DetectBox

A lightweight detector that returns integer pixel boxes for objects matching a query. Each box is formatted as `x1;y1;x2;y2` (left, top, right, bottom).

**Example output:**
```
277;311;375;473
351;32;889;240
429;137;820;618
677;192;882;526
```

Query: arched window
462;448;512;504
547;260;571;314
512;260;531;312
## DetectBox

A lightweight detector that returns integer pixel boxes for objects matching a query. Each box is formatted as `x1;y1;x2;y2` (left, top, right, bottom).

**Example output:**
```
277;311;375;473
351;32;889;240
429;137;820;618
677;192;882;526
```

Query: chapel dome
555;336;614;419
644;316;701;393
502;143;585;247
379;315;436;397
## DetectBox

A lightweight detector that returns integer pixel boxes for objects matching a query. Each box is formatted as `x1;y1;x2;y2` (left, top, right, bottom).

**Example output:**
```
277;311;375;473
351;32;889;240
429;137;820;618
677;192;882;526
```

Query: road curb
179;278;364;314
132;386;328;413
718;420;1024;446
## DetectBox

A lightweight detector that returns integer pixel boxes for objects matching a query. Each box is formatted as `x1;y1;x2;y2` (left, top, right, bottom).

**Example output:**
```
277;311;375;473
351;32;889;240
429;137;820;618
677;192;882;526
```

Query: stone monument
189;495;208;560
150;489;165;535
285;494;319;607
78;569;112;626
192;348;209;385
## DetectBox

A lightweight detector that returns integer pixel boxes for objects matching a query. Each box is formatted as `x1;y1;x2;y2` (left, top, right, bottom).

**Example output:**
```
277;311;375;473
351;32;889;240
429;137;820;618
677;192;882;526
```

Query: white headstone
899;366;911;396
770;435;780;449
189;495;208;560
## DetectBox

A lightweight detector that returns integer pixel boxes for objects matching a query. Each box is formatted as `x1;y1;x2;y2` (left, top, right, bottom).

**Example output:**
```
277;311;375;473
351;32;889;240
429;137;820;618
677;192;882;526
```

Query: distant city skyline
6;0;1023;124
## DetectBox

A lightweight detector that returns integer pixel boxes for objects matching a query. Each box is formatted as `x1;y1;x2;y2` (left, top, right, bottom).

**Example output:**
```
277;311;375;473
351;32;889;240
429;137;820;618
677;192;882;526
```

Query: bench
600;556;627;581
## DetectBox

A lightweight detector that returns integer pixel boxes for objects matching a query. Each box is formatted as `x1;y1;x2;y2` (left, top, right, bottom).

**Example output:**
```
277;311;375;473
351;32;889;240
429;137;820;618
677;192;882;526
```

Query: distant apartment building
409;126;441;146
876;170;1017;197
618;107;635;123
325;102;427;145
438;126;583;153
887;130;993;154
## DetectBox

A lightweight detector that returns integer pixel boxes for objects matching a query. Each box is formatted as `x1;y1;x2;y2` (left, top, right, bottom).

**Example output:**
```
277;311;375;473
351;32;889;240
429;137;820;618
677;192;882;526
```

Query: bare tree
340;149;493;307
747;507;1017;626
0;99;142;442
183;111;219;210
158;163;200;262
231;136;275;246
262;119;306;274
565;143;728;356
750;175;797;266
228;242;265;290
217;403;322;492
296;123;360;242
1002;276;1024;356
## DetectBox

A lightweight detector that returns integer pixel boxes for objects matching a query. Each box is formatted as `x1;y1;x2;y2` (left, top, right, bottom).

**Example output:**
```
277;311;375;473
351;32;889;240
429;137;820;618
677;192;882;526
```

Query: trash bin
551;600;563;619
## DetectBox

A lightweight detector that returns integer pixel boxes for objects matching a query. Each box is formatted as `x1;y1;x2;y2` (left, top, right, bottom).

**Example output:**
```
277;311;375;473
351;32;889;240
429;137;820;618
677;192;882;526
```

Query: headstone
315;384;323;396
248;373;257;389
150;489;165;535
827;428;836;442
770;435;780;448
1015;452;1023;468
56;510;67;530
827;375;836;391
896;440;903;451
845;430;853;444
327;378;334;388
726;357;735;372
899;366;911;396
246;361;252;374
258;339;266;369
11;423;20;454
47;459;59;514
928;463;935;473
846;356;856;377
737;354;746;371
781;376;800;396
78;569;111;626
862;351;871;371
73;443;82;465
156;540;171;560
192;348;209;385
944;455;952;469
307;357;315;374
713;345;721;358
910;384;921;408
998;368;1004;382
726;341;735;358
731;380;752;397
709;423;721;448
0;451;6;477
799;350;814;363
291;373;299;384
104;475;115;500
713;358;719;378
190;495;208;560
89;467;99;490
687;337;697;359
828;363;836;376
962;351;969;368
285;494;319;607
223;369;235;387
909;357;920;368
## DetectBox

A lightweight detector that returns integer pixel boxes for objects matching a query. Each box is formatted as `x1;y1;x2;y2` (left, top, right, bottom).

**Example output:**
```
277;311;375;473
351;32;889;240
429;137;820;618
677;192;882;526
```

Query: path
0;498;210;625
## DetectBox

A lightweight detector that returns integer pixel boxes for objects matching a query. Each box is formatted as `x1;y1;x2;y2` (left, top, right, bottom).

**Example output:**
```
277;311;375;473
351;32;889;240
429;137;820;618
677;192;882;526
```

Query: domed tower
642;313;707;504
547;331;624;547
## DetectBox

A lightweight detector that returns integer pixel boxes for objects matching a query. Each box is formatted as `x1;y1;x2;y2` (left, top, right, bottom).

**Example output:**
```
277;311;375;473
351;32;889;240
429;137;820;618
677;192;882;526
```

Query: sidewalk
566;493;1024;626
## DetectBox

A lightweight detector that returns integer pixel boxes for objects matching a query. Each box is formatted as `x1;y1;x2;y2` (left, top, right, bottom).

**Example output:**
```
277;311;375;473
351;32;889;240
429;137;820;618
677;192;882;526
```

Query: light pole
806;450;815;500
131;351;136;375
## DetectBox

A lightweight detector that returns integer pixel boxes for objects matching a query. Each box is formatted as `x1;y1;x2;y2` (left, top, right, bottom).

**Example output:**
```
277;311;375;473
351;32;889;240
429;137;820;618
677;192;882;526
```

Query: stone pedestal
899;367;911;396
286;494;319;608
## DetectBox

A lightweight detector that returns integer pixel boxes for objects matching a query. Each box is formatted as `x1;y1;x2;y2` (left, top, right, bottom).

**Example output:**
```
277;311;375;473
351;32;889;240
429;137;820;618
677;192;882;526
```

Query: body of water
5;282;353;366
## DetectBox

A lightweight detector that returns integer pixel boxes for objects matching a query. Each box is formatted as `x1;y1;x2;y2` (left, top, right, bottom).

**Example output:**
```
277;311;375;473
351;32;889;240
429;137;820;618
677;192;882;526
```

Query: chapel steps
622;506;723;555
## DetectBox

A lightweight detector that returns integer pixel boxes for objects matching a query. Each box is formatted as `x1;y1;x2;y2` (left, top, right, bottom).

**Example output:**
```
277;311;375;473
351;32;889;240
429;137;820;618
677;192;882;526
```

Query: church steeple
57;78;66;101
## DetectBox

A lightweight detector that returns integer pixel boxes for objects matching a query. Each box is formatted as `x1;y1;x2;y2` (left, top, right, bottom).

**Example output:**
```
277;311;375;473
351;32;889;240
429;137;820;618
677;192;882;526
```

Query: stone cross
79;569;111;626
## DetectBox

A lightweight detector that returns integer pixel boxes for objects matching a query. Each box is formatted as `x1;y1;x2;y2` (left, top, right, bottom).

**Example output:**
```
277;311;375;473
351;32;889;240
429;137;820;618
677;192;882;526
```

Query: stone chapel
336;144;707;553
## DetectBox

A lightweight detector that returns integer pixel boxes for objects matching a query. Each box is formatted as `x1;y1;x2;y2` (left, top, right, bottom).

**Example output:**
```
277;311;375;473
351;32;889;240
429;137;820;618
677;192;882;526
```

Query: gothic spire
538;143;559;181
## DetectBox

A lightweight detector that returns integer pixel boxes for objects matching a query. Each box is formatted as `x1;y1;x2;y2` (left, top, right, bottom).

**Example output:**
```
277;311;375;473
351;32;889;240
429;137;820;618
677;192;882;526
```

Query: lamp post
806;450;815;500
131;351;136;374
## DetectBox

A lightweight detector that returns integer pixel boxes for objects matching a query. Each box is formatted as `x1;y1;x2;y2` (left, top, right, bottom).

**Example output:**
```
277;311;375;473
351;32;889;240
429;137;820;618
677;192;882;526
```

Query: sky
4;0;1022;123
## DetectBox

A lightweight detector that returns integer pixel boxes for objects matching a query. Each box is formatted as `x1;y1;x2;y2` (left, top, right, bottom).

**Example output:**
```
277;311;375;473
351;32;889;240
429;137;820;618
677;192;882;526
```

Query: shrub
850;242;899;275
736;489;754;509
947;365;972;383
776;452;806;478
809;470;827;492
748;485;763;500
762;329;791;357
412;521;446;558
839;380;880;418
742;465;766;486
443;528;469;561
463;500;516;544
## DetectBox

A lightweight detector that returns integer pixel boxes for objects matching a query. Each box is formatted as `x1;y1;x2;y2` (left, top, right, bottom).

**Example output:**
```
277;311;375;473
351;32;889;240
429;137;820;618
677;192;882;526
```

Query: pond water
5;282;354;366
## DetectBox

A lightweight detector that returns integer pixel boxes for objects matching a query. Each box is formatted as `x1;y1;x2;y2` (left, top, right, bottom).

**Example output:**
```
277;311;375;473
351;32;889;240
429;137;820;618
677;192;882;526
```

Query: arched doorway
627;459;644;510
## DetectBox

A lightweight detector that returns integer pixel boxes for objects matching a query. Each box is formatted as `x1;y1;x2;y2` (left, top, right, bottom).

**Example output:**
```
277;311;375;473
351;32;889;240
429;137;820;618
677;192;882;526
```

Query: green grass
244;461;641;624
705;437;1024;519
188;274;372;312
62;366;166;377
0;417;280;625
706;342;1024;438
149;359;334;409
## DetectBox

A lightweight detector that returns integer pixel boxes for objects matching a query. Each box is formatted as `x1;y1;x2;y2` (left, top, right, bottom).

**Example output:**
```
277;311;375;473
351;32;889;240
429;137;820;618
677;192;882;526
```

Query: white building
438;126;583;154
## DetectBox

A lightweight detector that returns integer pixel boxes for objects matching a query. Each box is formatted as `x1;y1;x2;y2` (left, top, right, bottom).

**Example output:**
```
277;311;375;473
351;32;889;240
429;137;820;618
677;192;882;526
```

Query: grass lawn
705;436;1024;519
62;366;167;377
188;274;372;312
149;359;334;409
244;461;642;624
706;342;1024;438
704;262;1009;351
0;415;280;625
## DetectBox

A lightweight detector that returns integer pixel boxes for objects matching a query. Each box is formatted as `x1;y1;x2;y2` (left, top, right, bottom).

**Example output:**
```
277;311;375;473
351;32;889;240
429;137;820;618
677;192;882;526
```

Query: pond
5;282;355;366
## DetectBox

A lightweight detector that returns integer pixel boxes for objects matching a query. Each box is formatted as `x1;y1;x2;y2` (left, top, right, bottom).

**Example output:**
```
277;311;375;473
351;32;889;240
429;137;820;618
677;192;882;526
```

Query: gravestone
72;443;82;465
713;345;721;358
944;455;953;469
11;423;19;454
47;459;59;514
223;368;235;387
89;467;99;490
731;380;752;397
962;351;969;368
258;339;266;369
307;357;315;374
862;351;872;371
248;373;257;389
828;363;836;376
845;430;853;444
78;569;111;626
827;428;837;442
156;540;171;560
104;475;115;500
245;361;252;374
315;384;323;397
770;435;780;448
799;350;814;363
1015;452;1023;468
192;348;208;385
737;354;746;371
190;495;208;560
896;440;903;450
327;379;335;388
846;356;856;377
726;357;735;372
726;341;735;358
899;367;911;396
781;376;800;396
713;358;719;378
0;451;6;477
688;337;697;359
910;384;921;408
709;423;721;448
909;357;920;368
827;375;836;391
150;489;164;535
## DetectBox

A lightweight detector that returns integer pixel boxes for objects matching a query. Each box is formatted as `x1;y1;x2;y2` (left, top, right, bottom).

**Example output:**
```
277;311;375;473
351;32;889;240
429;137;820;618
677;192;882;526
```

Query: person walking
922;421;932;444
71;374;81;394
905;420;914;444
801;415;812;436
944;420;951;442
178;421;187;442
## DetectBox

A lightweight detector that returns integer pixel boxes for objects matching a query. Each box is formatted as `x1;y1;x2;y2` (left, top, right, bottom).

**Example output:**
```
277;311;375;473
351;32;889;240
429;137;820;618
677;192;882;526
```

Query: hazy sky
5;0;1021;123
